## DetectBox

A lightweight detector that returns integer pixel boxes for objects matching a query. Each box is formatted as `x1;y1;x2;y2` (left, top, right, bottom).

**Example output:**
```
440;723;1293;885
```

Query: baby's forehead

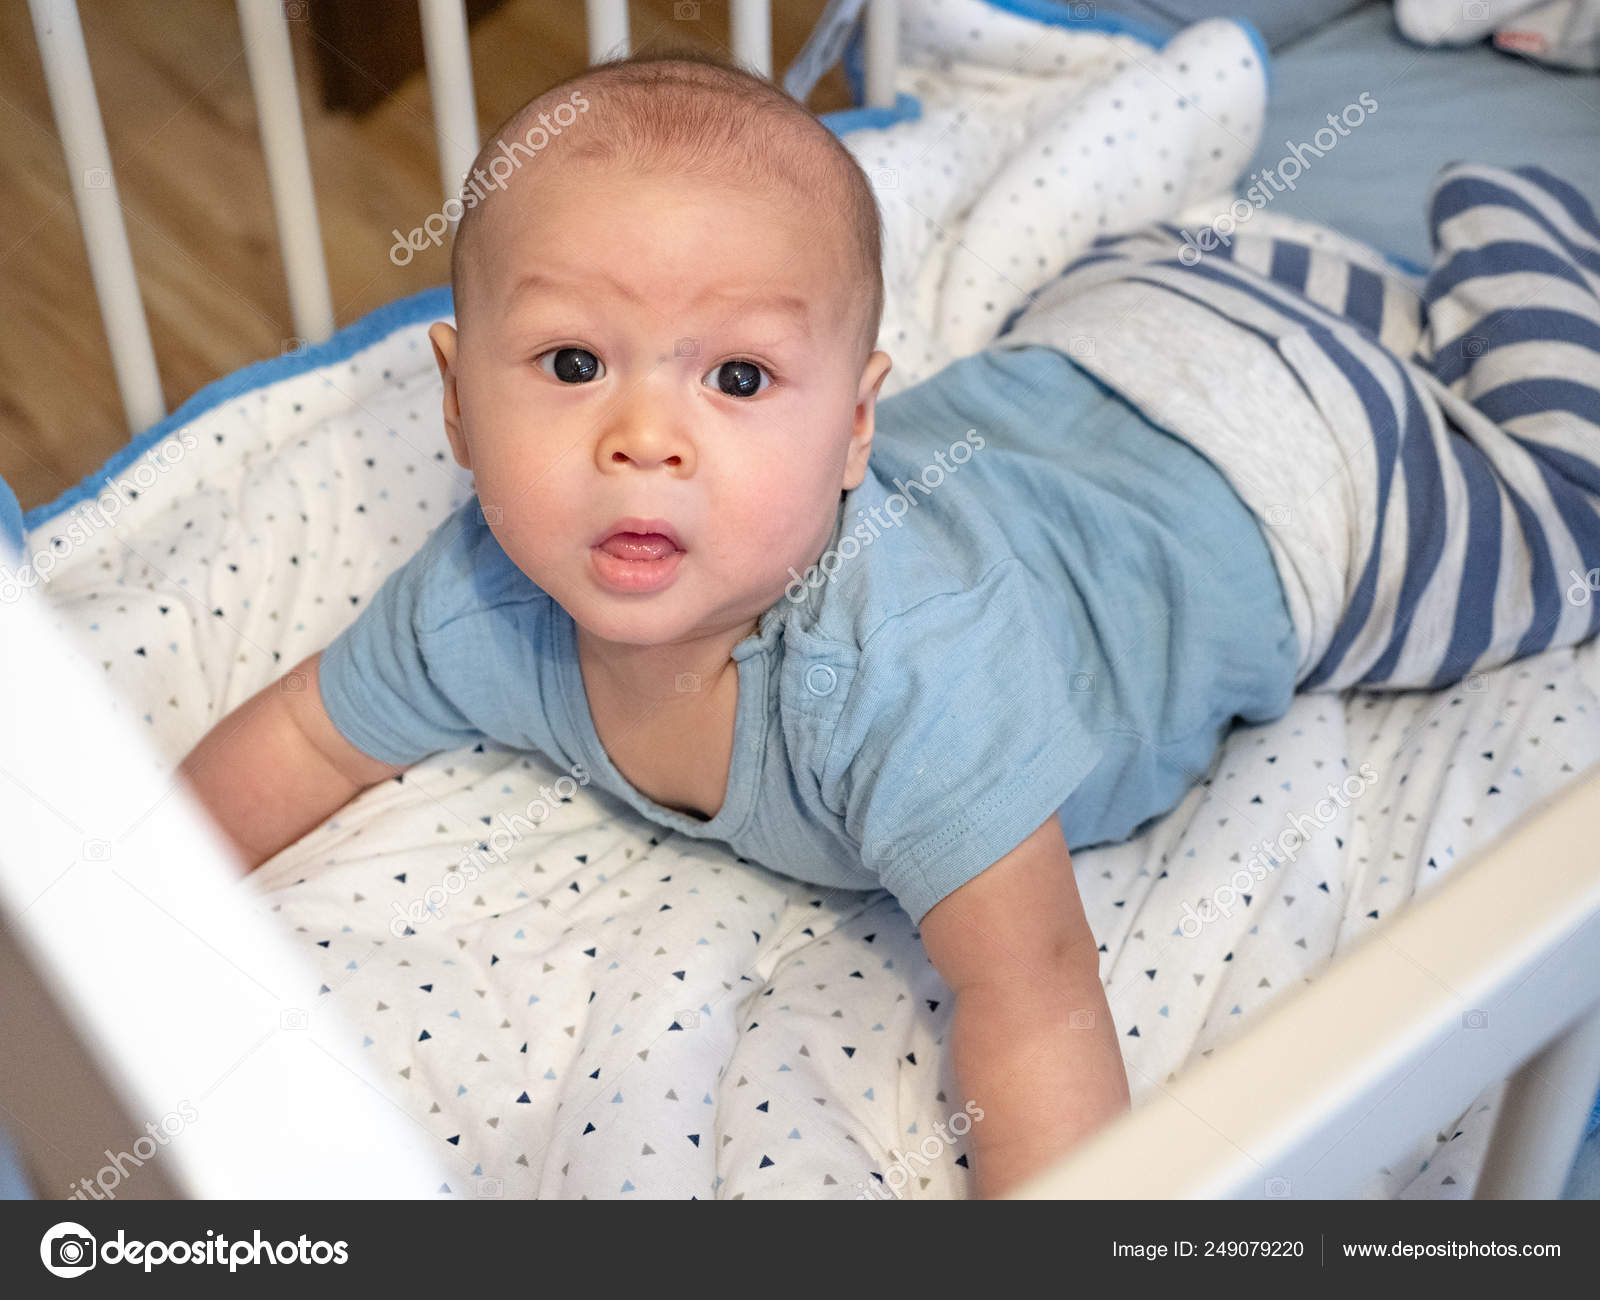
478;162;851;292
454;85;870;342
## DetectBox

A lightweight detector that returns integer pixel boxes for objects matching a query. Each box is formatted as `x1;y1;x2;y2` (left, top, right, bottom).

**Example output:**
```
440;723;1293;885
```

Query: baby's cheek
719;472;835;574
472;439;566;517
475;479;569;573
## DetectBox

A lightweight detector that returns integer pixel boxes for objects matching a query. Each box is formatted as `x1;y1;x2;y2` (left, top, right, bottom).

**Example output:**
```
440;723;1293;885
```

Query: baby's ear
842;349;893;490
428;321;471;470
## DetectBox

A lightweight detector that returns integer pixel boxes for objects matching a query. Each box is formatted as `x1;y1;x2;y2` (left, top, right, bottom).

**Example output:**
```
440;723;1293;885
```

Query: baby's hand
919;813;1130;1197
178;652;407;873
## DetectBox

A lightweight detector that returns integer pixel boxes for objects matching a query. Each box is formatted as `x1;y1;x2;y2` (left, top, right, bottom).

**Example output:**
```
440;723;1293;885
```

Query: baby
180;49;1600;1198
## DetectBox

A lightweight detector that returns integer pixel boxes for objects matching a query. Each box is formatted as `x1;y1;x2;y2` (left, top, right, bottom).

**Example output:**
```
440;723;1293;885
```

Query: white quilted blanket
21;0;1600;1199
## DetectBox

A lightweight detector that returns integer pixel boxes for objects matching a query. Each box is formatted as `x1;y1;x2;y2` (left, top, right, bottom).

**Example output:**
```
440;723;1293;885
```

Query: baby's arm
919;812;1130;1198
178;652;406;872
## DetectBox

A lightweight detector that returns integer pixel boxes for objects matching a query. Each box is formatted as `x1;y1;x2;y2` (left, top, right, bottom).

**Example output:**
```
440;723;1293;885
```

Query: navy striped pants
1004;163;1600;693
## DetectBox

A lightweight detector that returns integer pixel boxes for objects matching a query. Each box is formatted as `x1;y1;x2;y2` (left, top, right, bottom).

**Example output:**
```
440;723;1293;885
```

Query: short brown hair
449;44;884;364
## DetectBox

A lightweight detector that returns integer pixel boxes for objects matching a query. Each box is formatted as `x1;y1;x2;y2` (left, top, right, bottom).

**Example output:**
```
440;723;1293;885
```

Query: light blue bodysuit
319;342;1299;924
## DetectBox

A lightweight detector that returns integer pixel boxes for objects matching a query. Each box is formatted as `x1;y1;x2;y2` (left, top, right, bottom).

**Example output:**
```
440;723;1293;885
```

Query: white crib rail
420;0;480;223
731;0;774;75
235;0;336;347
26;0;166;433
586;0;630;64
583;0;776;73
33;0;893;437
863;0;899;107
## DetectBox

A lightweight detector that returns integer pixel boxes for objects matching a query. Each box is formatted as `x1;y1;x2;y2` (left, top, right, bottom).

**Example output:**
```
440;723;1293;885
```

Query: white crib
19;0;1600;1200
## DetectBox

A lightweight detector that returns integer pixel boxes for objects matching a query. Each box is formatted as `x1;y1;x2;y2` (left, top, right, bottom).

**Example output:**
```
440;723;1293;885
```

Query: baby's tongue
599;532;677;561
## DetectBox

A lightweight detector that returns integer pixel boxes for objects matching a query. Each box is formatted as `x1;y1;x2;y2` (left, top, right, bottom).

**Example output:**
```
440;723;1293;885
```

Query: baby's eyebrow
706;292;813;342
506;269;812;339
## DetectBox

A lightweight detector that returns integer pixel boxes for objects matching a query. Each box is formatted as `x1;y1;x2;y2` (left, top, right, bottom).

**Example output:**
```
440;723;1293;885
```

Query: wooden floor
0;0;849;514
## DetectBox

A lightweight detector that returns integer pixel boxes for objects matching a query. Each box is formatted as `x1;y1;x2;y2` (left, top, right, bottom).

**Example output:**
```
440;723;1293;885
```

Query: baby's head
429;48;892;650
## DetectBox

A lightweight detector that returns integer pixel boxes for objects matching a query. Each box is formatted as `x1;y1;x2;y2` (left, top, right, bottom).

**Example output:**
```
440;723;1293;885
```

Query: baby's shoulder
793;545;1043;695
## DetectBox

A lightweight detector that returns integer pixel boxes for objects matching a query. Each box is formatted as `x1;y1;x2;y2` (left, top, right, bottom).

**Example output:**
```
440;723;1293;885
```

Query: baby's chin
520;546;795;651
561;581;775;653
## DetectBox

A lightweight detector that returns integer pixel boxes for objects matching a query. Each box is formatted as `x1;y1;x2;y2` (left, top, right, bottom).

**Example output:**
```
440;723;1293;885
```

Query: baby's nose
609;441;683;469
595;417;694;475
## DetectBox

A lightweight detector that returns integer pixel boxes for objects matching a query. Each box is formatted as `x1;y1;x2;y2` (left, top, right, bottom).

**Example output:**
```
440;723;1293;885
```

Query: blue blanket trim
1385;250;1431;277
20;285;455;533
0;473;24;562
1234;17;1272;94
821;93;922;136
841;0;1175;107
0;1125;33;1200
966;0;1171;47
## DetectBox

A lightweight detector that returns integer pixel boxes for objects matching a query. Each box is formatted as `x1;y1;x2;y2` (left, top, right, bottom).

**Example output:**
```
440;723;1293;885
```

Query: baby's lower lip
590;533;684;593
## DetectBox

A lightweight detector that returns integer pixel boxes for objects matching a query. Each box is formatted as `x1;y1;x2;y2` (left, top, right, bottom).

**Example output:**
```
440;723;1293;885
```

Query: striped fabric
1004;163;1600;693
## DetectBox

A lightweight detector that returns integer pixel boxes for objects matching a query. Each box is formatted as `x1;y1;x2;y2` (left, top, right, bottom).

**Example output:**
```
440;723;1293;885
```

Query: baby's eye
704;359;771;398
538;347;604;384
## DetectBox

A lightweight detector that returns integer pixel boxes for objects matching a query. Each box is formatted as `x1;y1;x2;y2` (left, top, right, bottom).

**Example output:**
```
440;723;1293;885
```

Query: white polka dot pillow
829;9;1266;389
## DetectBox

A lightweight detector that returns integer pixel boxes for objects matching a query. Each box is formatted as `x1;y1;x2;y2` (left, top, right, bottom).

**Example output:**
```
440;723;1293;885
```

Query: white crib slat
0;593;454;1199
864;0;899;108
586;0;629;63
235;0;335;346
419;0;478;217
26;0;166;435
730;0;772;76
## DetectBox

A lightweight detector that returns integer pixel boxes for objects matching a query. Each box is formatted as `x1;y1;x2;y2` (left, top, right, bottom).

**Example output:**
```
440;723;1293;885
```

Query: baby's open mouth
590;518;684;594
597;532;679;561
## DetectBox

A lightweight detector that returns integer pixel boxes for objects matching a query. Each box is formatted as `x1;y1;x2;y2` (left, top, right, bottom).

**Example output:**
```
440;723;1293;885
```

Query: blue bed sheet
1242;2;1600;268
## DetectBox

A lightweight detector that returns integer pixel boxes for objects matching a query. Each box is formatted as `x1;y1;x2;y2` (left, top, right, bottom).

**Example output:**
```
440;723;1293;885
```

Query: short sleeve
825;559;1104;926
317;505;486;766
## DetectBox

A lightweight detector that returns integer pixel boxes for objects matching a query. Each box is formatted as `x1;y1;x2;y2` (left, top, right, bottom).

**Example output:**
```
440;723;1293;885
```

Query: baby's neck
573;616;758;821
575;617;757;709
